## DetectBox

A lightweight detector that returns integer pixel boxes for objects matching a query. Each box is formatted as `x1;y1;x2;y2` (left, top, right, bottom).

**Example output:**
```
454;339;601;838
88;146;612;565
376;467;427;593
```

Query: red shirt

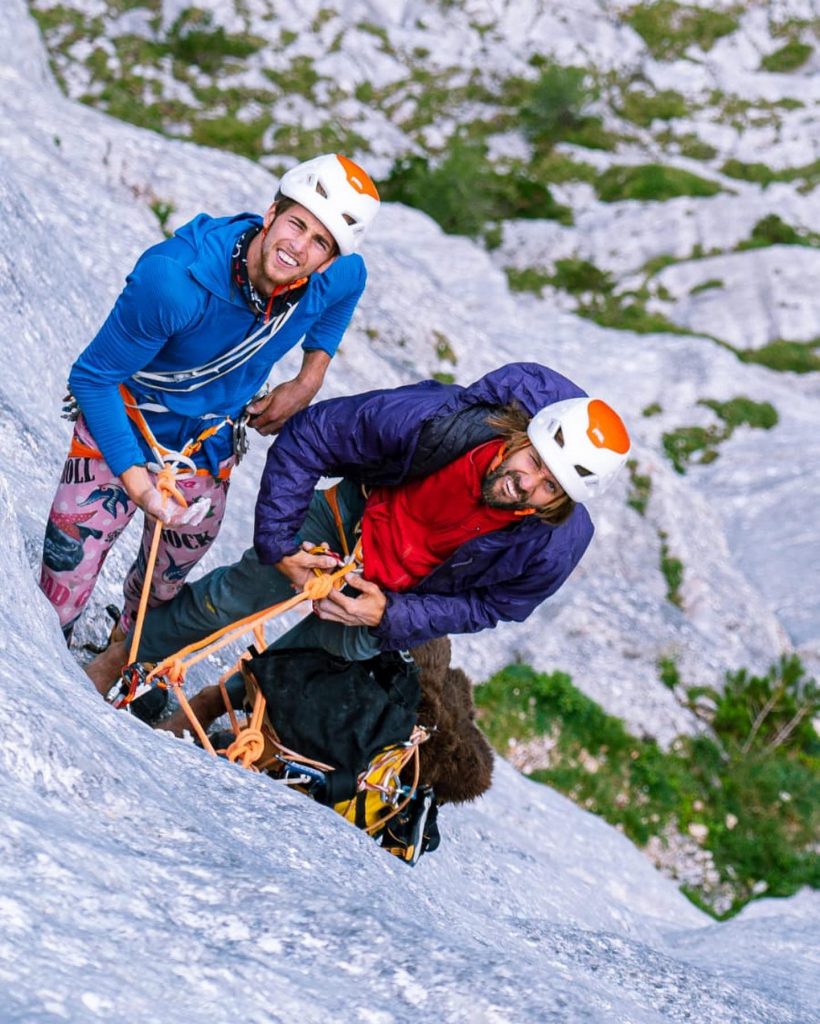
361;440;519;591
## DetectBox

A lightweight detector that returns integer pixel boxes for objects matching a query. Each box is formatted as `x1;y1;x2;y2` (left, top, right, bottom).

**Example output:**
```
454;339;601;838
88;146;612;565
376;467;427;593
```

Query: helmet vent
342;213;357;225
315;181;328;198
575;465;593;477
554;426;565;448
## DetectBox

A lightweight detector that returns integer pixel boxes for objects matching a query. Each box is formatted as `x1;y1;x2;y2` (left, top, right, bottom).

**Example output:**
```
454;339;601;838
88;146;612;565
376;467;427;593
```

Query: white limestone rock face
648;246;820;349
1;1;818;1019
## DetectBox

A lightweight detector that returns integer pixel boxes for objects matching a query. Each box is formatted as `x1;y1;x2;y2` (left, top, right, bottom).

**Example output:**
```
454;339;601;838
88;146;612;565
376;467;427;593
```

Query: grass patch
618;88;689;127
625;1;740;61
474;656;819;916
626;459;652;516
662;396;778;473
689;278;723;295
653;128;718;160
191;114;271;160
658;656;681;691
433;330;457;364
509;255;692;335
149;198;175;237
736;214;820;251
528;151;600;186
577;293;688;334
738;339;820;374
595;164;723;203
761;40;813;73
505;267;552;296
658;529;684;607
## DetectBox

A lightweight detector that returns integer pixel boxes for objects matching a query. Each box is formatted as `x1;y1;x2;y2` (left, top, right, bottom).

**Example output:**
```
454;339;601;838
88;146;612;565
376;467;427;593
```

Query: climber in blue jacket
40;153;381;646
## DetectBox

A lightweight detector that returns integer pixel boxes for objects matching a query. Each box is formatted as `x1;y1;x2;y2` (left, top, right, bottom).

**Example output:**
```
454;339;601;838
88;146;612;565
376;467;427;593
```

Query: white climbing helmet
527;396;631;502
277;153;380;255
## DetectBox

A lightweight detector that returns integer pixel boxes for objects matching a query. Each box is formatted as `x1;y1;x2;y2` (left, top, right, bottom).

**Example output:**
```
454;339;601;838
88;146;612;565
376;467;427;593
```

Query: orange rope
125;465;189;669
171;683;216;754
145;546;362;689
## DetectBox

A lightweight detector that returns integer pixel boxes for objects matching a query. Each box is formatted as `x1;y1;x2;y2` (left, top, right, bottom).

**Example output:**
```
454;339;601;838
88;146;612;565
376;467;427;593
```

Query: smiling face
481;444;566;511
247;200;337;295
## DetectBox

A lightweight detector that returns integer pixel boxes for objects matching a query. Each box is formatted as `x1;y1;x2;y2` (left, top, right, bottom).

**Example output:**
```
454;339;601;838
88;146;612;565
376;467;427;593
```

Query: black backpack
240;646;440;862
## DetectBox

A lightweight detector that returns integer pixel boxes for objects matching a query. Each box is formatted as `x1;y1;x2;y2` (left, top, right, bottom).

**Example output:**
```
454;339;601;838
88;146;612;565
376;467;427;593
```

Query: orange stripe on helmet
336;154;380;200
586;399;630;454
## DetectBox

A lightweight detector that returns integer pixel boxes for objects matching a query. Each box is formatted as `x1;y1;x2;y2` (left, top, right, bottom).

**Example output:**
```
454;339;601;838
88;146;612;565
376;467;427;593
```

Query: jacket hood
176;212;260;305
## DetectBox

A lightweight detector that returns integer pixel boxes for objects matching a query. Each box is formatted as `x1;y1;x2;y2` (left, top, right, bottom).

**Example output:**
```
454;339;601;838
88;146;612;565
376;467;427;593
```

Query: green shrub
746;214;802;246
626;1;739;61
709;655;818;755
595;164;722;202
433;331;457;364
559;118;620;151
761;40;813;73
552;258;614;295
167;11;263;74
671;133;718;160
721;159;777;186
381;139;572;238
475;656;819;916
149;198;175;237
518;64;598;147
528;151;600;185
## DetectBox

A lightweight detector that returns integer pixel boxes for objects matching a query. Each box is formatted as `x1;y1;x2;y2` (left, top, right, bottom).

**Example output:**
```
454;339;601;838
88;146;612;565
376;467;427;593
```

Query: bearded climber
87;362;630;702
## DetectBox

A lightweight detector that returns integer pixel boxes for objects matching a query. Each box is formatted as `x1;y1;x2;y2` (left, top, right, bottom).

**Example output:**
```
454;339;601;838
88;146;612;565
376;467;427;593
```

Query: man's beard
481;467;530;510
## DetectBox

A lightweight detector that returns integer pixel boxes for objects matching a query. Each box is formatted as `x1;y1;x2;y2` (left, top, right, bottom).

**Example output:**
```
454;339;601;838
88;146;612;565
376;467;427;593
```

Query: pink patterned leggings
39;417;234;639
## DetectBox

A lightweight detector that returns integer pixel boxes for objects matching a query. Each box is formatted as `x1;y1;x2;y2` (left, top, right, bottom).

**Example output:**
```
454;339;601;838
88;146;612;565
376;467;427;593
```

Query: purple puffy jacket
254;363;594;649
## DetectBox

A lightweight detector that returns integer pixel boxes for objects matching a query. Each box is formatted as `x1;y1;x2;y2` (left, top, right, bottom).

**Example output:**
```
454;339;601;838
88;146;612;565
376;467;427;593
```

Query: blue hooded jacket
69;213;367;476
254;363;595;649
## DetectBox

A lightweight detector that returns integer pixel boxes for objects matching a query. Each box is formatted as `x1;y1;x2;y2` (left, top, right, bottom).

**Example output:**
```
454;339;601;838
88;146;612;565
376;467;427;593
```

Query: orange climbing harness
69;385;233;480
